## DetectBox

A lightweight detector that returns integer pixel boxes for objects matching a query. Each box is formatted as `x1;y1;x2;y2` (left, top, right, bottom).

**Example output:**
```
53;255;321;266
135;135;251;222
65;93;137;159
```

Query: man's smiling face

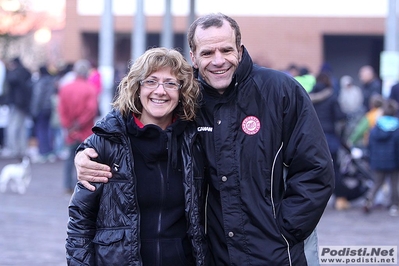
190;20;242;94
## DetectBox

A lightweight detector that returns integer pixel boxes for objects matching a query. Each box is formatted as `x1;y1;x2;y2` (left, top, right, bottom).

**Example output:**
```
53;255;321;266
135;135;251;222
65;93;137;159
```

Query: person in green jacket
347;94;384;148
294;66;316;93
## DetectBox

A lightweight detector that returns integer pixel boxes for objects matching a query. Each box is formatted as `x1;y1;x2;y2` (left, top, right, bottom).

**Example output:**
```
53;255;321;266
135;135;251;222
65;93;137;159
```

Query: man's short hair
187;13;242;53
73;59;91;78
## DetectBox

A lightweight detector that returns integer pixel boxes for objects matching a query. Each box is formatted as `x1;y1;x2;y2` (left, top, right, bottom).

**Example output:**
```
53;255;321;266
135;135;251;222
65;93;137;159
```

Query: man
358;65;382;112
58;59;98;193
2;57;32;158
75;13;334;265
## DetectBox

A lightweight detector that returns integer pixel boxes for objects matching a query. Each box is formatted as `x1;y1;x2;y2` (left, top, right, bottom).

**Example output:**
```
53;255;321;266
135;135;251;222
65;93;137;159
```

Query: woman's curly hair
112;47;200;121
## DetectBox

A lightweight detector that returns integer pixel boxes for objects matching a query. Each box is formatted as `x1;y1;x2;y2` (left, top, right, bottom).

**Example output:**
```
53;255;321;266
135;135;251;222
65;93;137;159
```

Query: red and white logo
242;116;261;135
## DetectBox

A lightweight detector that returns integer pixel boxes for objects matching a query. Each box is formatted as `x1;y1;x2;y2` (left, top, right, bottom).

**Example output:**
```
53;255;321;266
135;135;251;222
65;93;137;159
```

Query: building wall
236;16;384;73
63;0;385;75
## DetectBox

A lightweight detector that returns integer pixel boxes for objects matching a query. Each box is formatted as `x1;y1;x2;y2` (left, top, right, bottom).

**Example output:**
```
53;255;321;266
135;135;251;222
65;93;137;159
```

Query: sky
29;0;389;18
77;0;389;17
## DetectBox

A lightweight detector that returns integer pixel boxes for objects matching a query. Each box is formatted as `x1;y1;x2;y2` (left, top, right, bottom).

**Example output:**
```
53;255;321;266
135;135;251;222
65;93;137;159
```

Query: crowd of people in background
1;53;399;216
0;56;105;193
285;62;399;217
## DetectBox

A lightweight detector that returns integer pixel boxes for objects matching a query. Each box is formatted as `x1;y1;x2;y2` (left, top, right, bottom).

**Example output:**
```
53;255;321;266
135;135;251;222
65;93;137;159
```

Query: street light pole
132;0;145;61
184;0;196;61
99;0;115;117
385;0;398;52
161;0;173;49
380;0;399;97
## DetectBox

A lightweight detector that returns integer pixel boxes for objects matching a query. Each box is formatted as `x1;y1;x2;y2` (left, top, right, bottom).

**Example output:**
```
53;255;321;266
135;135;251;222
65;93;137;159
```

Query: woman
65;47;208;266
310;72;348;210
338;75;364;141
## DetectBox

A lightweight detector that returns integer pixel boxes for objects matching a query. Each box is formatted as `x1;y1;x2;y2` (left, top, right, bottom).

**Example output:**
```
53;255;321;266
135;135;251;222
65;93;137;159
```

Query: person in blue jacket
74;13;334;265
364;99;399;216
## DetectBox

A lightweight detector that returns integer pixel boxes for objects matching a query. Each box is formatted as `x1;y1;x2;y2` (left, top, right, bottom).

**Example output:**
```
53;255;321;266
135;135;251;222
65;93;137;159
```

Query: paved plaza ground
0;158;398;266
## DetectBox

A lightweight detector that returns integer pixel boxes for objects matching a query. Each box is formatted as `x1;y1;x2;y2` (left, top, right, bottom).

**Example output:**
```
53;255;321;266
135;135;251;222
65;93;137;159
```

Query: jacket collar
235;45;253;84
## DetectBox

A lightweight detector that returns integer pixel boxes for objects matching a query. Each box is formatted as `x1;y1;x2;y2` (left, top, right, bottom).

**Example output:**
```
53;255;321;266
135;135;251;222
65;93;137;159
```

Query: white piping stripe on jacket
270;142;292;266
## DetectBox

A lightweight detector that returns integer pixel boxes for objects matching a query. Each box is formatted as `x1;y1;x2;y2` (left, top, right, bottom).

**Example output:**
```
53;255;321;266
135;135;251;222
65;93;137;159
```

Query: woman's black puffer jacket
66;109;208;266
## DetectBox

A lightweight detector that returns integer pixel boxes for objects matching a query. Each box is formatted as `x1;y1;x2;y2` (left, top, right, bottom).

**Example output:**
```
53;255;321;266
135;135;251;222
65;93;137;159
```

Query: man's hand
75;148;112;191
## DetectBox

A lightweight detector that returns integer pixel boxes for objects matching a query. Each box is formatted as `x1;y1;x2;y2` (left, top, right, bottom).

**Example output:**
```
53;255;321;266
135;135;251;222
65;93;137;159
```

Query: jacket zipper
156;162;166;266
124;133;143;264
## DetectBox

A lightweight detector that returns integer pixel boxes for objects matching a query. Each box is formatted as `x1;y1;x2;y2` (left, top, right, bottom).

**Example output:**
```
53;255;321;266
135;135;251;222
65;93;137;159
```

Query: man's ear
238;45;244;62
190;51;198;69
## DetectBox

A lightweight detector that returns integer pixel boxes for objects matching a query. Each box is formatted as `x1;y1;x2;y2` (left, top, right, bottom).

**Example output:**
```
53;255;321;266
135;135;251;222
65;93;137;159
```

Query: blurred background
0;0;398;111
1;1;399;265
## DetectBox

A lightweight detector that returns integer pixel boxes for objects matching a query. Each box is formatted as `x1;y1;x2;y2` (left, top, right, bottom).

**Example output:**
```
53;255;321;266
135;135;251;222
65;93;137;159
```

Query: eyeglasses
140;80;182;91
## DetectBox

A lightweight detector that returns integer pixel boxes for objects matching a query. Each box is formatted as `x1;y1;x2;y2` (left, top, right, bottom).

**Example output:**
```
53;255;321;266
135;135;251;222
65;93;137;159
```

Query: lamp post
380;0;399;97
98;0;115;118
132;0;145;61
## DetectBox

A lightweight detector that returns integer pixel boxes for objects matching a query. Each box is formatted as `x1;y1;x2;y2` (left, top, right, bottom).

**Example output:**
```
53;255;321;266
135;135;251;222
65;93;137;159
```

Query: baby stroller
337;142;374;201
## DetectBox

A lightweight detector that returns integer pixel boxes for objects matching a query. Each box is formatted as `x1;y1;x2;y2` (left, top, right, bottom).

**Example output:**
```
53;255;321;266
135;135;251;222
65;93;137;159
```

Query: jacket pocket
66;236;95;266
92;229;130;265
92;229;124;245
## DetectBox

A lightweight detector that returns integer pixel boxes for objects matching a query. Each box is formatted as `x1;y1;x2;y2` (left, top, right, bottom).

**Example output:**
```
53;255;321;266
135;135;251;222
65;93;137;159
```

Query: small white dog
0;156;31;194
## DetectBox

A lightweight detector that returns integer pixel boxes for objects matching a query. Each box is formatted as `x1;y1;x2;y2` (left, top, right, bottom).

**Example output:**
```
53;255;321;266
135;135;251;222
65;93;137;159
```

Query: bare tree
0;0;35;59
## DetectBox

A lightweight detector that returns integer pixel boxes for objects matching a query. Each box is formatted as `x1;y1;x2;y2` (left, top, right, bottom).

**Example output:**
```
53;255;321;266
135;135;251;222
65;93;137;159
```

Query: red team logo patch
242;116;261;135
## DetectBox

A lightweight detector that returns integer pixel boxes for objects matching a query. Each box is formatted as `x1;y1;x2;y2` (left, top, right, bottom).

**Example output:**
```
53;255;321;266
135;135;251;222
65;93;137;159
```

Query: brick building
62;0;388;86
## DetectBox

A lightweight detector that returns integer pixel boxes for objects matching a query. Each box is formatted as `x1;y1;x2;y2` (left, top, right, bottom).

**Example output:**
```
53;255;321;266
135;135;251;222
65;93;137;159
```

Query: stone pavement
0;158;398;266
317;198;399;266
0;158;70;266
